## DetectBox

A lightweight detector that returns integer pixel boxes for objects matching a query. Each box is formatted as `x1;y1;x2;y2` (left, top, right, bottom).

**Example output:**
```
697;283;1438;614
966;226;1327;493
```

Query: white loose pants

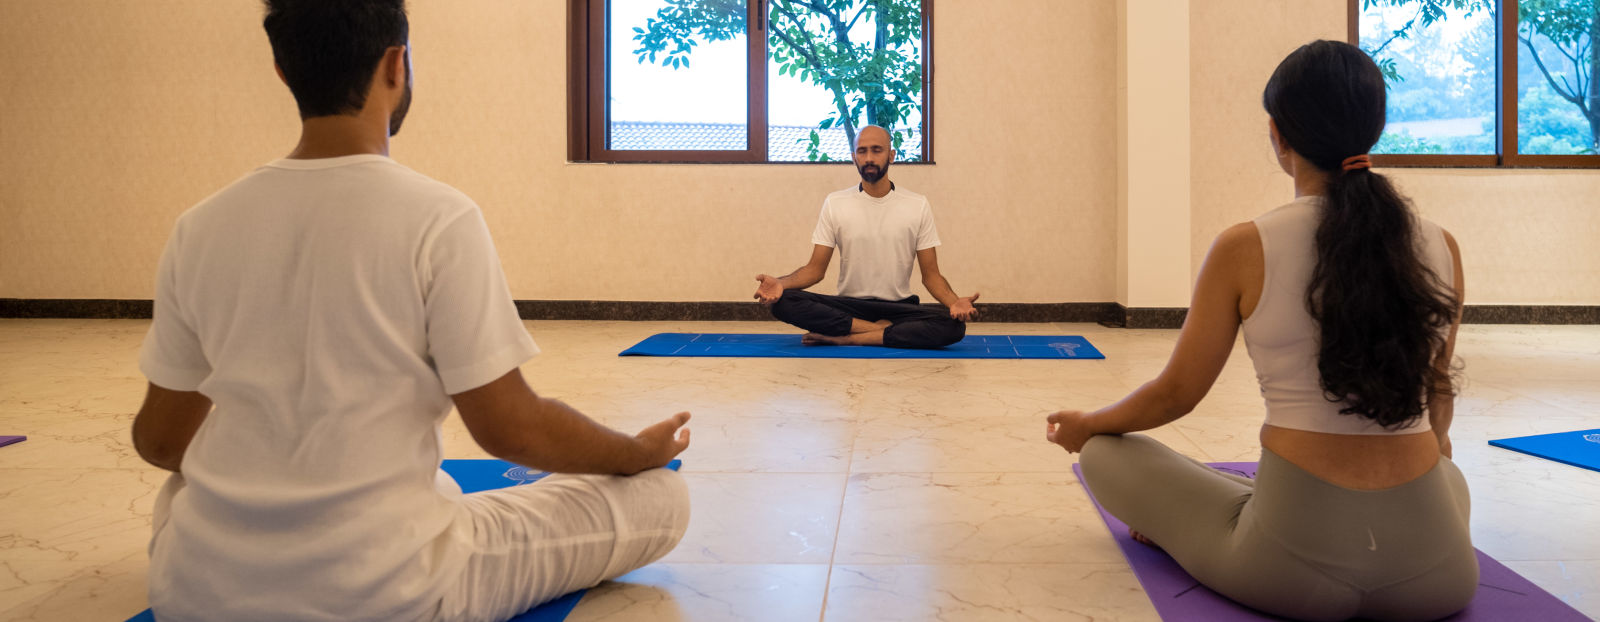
150;468;689;622
433;468;691;622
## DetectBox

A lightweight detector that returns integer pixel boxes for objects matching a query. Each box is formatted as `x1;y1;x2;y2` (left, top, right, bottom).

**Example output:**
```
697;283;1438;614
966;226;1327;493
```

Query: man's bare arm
755;244;834;304
916;248;978;320
452;368;689;475
133;383;213;472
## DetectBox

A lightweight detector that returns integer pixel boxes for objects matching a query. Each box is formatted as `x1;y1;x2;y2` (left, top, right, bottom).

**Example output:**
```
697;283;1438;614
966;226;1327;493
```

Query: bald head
853;125;891;150
852;125;894;184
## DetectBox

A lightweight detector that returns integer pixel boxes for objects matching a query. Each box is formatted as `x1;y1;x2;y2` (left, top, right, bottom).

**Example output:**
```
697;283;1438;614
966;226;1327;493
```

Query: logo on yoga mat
1049;342;1081;355
502;466;550;485
1584;434;1600;444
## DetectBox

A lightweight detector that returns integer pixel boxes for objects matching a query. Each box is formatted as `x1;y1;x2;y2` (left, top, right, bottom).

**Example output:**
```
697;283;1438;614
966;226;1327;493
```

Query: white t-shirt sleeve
915;199;941;250
139;224;212;391
423;207;538;394
810;199;838;248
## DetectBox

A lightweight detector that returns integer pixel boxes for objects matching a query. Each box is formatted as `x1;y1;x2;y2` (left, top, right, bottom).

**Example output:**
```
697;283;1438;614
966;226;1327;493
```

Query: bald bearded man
753;126;978;348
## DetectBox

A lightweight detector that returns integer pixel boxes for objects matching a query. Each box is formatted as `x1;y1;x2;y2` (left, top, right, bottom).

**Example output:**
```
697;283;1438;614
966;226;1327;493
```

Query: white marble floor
1;319;1596;621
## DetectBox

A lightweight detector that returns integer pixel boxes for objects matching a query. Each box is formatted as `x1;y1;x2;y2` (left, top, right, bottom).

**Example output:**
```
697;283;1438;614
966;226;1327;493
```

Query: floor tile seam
0;412;140;418
0;466;159;472
837;470;1084;476
640;560;834;565
666;470;855;476
816;412;861;622
0;371;146;378
1504;395;1598;418
823;560;1134;567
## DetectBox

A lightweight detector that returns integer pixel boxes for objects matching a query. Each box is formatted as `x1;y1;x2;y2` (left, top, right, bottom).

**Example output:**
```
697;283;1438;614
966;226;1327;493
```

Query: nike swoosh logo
1367;528;1378;552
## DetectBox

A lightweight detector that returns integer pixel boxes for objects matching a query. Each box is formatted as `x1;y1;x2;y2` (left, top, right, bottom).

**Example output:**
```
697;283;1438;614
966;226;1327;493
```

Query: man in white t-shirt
753;125;978;349
131;2;691;620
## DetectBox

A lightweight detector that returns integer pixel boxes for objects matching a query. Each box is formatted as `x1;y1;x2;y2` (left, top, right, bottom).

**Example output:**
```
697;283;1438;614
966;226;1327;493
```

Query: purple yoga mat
1072;461;1590;621
0;436;25;448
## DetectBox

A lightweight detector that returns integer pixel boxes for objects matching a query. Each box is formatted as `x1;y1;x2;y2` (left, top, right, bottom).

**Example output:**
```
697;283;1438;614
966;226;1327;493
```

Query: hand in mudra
754;275;784;305
633;412;692;472
1045;410;1093;453
949;292;980;321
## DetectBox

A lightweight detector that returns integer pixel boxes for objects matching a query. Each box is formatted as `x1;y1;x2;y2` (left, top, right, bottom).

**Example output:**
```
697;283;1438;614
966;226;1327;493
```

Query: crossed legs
768;290;966;349
434;468;691;622
1079;434;1476;621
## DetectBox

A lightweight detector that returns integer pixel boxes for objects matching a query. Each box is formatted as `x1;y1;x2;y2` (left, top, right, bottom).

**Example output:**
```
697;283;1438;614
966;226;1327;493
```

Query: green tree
630;0;924;161
1360;0;1493;86
1519;0;1599;151
1362;0;1599;152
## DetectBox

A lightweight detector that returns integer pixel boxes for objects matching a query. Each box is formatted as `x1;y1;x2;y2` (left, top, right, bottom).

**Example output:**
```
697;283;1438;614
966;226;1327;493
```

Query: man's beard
388;79;412;137
857;160;889;183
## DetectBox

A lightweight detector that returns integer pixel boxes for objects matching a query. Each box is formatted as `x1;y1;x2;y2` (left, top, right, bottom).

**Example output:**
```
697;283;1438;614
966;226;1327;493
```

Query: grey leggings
1080;434;1477;622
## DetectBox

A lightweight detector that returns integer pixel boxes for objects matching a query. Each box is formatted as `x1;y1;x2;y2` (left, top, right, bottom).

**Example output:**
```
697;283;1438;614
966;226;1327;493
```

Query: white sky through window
608;0;911;127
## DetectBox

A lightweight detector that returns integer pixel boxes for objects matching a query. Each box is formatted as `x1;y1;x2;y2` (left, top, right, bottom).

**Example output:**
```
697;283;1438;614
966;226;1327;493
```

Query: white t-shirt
138;154;537;622
810;185;941;300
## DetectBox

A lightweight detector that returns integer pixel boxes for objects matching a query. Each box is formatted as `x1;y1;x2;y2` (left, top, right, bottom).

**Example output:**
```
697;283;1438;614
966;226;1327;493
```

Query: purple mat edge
1071;461;1590;621
0;435;25;448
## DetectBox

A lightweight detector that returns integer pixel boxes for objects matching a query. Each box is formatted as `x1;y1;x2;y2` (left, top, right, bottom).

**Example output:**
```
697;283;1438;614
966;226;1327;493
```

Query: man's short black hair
262;0;409;119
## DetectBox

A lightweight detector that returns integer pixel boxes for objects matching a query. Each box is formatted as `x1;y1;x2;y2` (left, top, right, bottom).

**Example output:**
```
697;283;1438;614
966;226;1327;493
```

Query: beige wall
1190;0;1600;305
1118;0;1193;308
2;1;1594;306
0;0;1116;303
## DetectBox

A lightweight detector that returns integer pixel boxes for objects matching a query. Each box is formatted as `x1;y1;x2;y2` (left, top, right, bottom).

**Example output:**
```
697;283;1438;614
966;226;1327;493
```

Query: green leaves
629;0;748;71
1519;0;1596;47
628;0;925;160
1364;0;1600;151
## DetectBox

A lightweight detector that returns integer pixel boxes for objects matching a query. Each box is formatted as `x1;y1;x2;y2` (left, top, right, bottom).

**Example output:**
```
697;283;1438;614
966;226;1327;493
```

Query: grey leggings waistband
1080;433;1477;622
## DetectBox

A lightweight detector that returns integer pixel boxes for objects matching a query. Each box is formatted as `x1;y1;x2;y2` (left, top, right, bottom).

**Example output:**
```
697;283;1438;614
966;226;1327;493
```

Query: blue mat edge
1488;429;1600;474
126;459;683;622
618;333;1106;359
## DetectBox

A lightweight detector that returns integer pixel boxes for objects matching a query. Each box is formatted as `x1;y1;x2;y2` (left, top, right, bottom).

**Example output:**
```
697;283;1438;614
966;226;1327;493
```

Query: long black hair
1262;40;1459;429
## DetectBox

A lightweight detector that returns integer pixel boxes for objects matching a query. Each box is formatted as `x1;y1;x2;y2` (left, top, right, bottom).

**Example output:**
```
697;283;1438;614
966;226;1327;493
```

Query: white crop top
1241;196;1454;435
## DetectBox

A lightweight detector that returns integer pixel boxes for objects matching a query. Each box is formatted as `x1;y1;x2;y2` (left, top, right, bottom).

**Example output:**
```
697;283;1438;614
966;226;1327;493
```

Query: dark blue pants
769;290;966;349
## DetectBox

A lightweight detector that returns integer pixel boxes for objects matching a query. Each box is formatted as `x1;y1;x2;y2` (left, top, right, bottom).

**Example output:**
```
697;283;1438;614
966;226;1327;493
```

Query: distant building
608;121;924;161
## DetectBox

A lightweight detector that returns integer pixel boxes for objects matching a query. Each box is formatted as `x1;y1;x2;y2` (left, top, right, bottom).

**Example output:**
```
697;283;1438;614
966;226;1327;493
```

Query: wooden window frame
1347;0;1600;168
568;0;935;164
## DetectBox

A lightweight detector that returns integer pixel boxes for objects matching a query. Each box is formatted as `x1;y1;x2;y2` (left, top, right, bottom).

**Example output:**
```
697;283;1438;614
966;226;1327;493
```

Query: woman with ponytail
1045;40;1472;621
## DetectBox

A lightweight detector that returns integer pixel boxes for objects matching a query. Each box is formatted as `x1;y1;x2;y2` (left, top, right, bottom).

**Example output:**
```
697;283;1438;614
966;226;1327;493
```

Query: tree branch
770;2;833;78
771;0;858;142
1522;32;1584;104
792;0;854;52
846;4;868;32
1368;3;1431;57
868;0;887;127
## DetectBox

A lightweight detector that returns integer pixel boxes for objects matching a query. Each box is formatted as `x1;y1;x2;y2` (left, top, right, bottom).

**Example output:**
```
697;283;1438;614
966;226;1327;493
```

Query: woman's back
1238;196;1460;489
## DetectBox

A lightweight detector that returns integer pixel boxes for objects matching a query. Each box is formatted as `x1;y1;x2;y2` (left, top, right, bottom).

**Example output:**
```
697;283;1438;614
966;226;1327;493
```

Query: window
568;0;932;163
1351;0;1599;167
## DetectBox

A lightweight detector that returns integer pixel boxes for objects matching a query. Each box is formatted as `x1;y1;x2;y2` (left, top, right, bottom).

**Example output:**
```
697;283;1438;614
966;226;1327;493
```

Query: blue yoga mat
619;333;1105;359
1489;429;1600;473
127;459;682;622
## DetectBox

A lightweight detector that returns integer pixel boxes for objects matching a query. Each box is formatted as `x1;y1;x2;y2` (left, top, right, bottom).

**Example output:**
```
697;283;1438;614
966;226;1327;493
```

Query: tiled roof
608;121;923;161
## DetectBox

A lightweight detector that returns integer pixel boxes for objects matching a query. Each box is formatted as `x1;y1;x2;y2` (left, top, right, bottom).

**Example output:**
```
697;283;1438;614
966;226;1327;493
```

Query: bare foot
1130;527;1160;549
802;332;853;346
850;319;892;334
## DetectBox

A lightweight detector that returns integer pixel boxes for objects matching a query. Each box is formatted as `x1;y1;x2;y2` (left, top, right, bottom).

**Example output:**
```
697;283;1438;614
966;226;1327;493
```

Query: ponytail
1309;168;1457;428
1264;40;1459;429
